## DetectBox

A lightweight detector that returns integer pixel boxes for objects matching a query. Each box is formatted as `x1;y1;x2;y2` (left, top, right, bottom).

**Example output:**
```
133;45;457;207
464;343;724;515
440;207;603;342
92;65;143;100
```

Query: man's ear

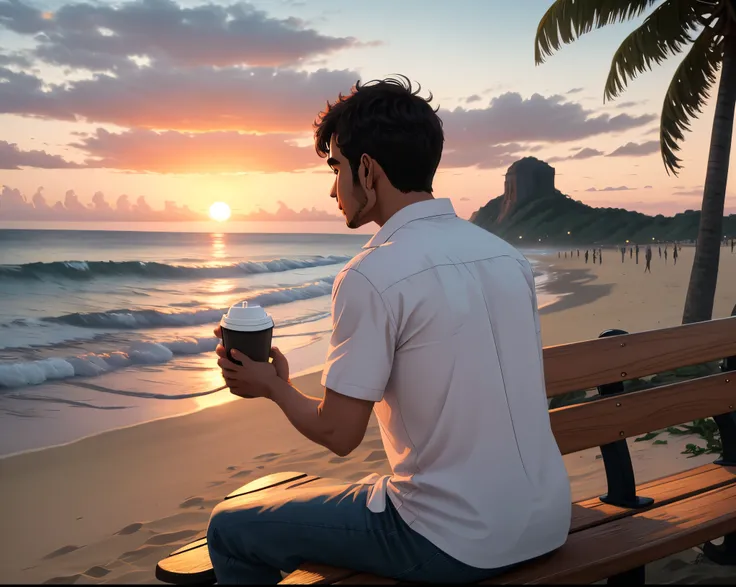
358;154;378;213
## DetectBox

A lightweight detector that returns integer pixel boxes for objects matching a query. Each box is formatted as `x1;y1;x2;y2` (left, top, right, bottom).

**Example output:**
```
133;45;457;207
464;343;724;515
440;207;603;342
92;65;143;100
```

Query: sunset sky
1;0;735;230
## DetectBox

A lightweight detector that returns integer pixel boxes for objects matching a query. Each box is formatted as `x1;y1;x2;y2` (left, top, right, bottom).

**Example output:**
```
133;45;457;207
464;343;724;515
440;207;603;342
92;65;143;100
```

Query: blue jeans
206;481;515;584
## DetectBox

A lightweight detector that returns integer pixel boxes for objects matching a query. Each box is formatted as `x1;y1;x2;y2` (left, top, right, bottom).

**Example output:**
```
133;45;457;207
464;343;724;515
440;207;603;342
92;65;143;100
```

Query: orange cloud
0;65;358;133
74;128;318;173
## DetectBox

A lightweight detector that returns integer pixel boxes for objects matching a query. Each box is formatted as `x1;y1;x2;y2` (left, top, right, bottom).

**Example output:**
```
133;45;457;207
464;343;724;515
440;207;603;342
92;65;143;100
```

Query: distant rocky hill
470;157;736;245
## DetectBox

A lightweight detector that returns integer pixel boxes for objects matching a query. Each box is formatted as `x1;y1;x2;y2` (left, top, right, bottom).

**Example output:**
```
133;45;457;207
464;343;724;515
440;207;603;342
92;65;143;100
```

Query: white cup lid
221;302;273;332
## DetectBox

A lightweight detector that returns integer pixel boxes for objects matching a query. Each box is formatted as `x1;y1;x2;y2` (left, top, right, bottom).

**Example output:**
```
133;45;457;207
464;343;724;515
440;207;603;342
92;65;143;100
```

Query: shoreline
0;365;327;463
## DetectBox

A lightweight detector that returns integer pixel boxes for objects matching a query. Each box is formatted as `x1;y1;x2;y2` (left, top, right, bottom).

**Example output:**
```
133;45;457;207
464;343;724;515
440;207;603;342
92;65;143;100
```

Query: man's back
329;199;571;569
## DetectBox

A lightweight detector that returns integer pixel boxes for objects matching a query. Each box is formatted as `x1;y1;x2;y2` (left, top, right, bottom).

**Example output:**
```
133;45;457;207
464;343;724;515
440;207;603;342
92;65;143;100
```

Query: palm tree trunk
682;31;736;324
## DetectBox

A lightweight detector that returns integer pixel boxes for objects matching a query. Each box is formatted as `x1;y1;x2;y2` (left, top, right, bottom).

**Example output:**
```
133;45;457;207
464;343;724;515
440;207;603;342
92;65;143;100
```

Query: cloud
439;92;655;169
566;87;584;94
0;184;339;221
73;128;317;173
585;186;635;192
548;147;605;163
0;0;365;70
0;64;358;133
0;184;201;221
0;50;32;67
644;185;653;189
673;187;703;196
616;100;641;109
0;140;81;169
607;140;659;157
465;94;482;104
458;197;471;201
233;201;338;221
441;142;529;170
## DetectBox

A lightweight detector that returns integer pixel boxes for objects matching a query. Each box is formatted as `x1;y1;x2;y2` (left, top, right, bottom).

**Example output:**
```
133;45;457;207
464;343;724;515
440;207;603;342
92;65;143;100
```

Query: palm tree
535;0;736;324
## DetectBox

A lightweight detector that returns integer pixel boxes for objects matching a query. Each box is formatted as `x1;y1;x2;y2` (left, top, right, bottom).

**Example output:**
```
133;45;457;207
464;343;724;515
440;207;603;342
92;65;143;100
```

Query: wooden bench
157;314;736;585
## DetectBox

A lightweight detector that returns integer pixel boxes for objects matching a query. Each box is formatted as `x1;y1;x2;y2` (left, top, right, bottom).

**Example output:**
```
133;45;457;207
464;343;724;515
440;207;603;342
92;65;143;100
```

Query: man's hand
214;325;290;399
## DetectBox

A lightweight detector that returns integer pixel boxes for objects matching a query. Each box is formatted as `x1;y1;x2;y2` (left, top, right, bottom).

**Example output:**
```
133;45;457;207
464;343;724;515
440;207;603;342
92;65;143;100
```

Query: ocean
0;228;553;457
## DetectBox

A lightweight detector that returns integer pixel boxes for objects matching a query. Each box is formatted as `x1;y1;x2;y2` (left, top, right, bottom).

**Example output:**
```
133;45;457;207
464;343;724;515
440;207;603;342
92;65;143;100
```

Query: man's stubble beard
345;187;369;230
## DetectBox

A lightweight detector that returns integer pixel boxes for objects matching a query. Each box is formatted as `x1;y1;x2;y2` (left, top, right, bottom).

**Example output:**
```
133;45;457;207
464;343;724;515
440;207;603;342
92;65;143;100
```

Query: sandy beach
1;244;735;584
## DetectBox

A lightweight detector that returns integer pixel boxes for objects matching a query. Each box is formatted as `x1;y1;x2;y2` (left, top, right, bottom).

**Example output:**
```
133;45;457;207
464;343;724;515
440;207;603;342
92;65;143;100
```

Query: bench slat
543;316;736;397
570;463;736;532
485;482;736;584
551;371;735;455
279;465;736;585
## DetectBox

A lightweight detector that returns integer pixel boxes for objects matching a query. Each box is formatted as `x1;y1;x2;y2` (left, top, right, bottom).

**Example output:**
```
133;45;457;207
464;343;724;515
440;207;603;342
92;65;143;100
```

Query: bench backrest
542;316;736;455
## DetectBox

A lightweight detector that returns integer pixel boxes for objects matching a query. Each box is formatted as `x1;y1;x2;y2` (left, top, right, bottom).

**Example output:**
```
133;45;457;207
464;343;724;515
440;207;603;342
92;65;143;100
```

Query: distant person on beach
592;249;597;264
635;244;639;264
599;248;603;265
645;246;652;273
630;247;633;259
732;238;735;253
658;245;662;258
565;251;567;258
664;247;668;263
673;245;678;265
207;76;571;584
577;249;579;257
620;246;625;263
585;250;589;263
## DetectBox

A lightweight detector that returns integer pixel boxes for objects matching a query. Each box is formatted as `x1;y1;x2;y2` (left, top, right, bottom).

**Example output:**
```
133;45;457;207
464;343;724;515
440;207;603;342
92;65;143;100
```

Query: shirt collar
362;198;457;249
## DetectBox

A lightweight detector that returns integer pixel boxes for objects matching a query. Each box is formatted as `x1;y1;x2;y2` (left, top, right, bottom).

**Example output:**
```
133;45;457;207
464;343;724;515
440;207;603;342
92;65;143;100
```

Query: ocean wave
0;255;351;281
0;320;332;390
38;278;336;329
0;338;217;389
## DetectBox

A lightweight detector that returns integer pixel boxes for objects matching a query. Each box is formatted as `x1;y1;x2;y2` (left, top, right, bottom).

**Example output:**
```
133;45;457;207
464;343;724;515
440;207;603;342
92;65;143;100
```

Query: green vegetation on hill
471;190;736;245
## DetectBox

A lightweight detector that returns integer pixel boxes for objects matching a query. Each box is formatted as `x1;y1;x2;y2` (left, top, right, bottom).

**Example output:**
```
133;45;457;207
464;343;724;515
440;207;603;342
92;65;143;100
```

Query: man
645;245;652;273
206;76;571;584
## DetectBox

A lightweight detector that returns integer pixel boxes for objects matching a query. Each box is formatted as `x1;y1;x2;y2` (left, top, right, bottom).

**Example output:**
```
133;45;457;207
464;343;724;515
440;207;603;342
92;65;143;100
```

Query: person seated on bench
209;75;572;585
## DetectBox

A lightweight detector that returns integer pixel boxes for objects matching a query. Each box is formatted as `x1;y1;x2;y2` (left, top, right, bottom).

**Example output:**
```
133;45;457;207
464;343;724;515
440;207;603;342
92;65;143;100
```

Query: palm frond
535;0;659;64
660;26;723;175
604;0;709;101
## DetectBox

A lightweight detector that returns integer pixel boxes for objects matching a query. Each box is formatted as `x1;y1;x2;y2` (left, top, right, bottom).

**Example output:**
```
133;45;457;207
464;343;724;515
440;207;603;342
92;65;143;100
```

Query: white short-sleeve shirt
321;198;571;569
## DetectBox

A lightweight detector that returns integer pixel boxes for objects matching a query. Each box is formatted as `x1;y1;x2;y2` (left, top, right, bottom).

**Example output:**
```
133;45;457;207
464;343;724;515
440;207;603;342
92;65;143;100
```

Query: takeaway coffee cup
220;302;274;364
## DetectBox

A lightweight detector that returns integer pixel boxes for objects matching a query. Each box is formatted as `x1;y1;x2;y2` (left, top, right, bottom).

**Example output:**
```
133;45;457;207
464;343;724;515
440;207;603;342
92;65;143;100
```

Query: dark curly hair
313;75;444;194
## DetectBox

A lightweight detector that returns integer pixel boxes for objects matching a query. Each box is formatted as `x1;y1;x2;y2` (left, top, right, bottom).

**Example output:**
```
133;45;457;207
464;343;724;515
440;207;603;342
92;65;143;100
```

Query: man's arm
267;378;374;457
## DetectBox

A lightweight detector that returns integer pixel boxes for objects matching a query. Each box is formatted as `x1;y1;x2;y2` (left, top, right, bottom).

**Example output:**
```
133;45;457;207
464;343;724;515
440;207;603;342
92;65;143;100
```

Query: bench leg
703;533;736;565
606;565;645;585
597;330;654;510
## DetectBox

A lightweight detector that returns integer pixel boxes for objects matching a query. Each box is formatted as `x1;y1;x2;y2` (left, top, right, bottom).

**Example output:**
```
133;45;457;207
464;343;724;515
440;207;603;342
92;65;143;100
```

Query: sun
209;202;231;222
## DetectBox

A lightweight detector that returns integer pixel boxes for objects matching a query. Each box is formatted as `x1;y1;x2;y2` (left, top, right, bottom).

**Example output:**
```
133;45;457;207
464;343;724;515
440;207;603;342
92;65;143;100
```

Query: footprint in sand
115;522;143;536
230;469;253;479
144;529;199;546
226;465;238;471
84;566;111;579
256;465;265;469
42;545;84;560
328;456;351;464
180;497;205;509
363;450;387;463
208;480;226;487
43;574;82;584
254;452;280;462
120;545;161;563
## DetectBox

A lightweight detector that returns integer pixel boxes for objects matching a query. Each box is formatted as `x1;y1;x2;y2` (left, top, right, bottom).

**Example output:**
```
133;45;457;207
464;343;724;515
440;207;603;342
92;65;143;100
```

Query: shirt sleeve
321;268;396;402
